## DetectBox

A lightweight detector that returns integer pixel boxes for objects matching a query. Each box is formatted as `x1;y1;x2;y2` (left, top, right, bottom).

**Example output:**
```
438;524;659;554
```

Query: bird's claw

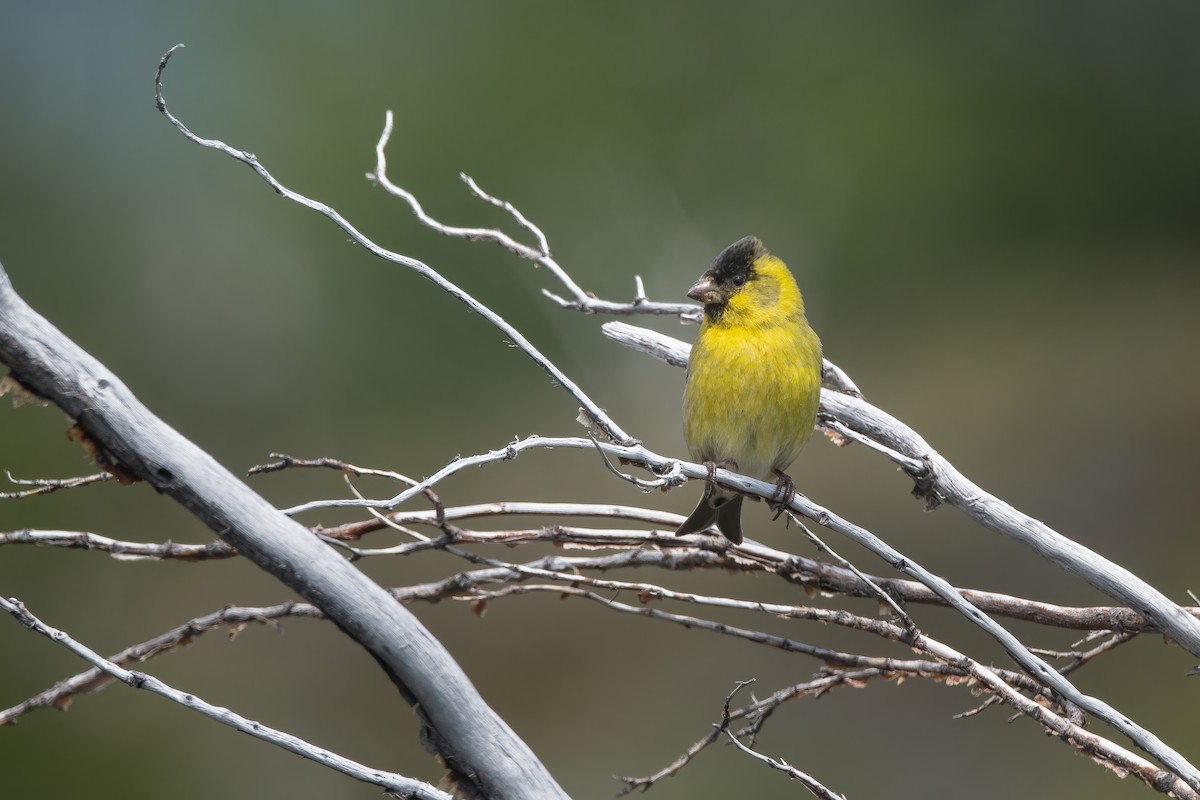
702;459;738;493
769;470;797;520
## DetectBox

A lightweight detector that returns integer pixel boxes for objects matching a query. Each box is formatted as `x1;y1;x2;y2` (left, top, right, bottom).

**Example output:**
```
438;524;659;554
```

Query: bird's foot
769;470;798;520
701;459;739;502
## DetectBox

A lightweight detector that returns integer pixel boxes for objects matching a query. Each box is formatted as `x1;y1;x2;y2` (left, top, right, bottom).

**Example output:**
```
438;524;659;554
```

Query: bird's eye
732;275;746;287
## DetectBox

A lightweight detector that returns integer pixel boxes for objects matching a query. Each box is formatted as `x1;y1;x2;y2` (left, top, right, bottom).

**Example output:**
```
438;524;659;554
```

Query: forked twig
0;596;450;800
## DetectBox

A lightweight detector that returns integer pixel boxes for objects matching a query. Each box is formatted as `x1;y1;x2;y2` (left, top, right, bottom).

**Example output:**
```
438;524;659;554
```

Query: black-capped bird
676;236;823;544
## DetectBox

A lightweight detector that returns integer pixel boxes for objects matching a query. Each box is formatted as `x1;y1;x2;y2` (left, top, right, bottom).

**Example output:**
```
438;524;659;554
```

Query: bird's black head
709;236;762;287
687;236;764;320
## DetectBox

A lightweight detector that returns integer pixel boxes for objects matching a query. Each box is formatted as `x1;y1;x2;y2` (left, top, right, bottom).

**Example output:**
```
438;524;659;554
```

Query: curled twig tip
154;44;184;107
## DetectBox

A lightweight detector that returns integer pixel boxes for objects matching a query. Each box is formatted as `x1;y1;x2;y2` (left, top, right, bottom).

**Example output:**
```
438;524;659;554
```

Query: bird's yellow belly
683;323;821;481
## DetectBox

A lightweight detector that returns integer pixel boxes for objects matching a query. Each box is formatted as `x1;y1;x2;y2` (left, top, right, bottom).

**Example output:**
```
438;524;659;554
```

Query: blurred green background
2;3;1198;798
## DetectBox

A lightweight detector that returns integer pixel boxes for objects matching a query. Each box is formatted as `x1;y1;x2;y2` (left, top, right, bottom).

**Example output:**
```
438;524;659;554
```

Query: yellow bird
676;236;823;544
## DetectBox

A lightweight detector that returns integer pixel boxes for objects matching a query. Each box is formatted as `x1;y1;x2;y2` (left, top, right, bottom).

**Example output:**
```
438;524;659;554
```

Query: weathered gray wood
0;261;570;800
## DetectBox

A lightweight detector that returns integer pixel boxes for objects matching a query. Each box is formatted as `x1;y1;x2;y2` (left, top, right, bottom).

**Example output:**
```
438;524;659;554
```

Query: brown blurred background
1;3;1198;798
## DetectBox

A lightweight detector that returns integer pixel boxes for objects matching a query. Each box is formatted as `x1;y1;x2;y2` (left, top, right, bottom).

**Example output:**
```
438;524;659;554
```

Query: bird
676;236;823;544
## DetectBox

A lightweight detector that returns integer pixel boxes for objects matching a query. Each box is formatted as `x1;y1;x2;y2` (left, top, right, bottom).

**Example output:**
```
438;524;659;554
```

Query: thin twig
4;485;1190;628
247;453;415;483
0;529;235;560
0;600;320;725
376;124;696;319
617;670;885;795
156;46;629;446
1;470;113;498
0;595;451;800
271;433;1200;789
6;560;1187;797
1;532;1170;725
716;681;848;800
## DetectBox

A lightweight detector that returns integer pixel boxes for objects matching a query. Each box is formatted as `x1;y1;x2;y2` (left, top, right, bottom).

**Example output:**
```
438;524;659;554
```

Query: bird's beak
687;275;723;305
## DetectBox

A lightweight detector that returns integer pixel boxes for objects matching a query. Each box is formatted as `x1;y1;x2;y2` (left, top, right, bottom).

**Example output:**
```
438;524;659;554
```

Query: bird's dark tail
675;492;743;544
715;495;744;544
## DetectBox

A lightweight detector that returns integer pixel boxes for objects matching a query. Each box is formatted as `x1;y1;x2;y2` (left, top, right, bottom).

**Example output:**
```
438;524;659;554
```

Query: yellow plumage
677;237;822;544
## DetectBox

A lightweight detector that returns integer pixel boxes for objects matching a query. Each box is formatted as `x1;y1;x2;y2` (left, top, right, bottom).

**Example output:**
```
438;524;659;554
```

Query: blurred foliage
1;3;1197;799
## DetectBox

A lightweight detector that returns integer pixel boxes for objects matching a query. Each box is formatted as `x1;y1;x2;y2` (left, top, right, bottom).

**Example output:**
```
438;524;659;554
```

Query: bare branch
0;553;1017;726
279;448;1169;782
9;516;1182;637
787;514;916;632
0;528;236;560
367;112;549;265
155;48;626;447
1;470;113;498
345;432;1200;790
247;452;416;483
8;542;1189;797
0;596;452;800
720;727;844;800
370;109;698;324
0;537;1157;729
270;430;1186;764
716;681;848;800
0;600;319;725
603;591;1193;799
618;669;889;794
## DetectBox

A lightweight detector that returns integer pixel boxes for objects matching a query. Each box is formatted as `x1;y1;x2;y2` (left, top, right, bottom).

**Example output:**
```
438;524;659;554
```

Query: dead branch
0;597;452;800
